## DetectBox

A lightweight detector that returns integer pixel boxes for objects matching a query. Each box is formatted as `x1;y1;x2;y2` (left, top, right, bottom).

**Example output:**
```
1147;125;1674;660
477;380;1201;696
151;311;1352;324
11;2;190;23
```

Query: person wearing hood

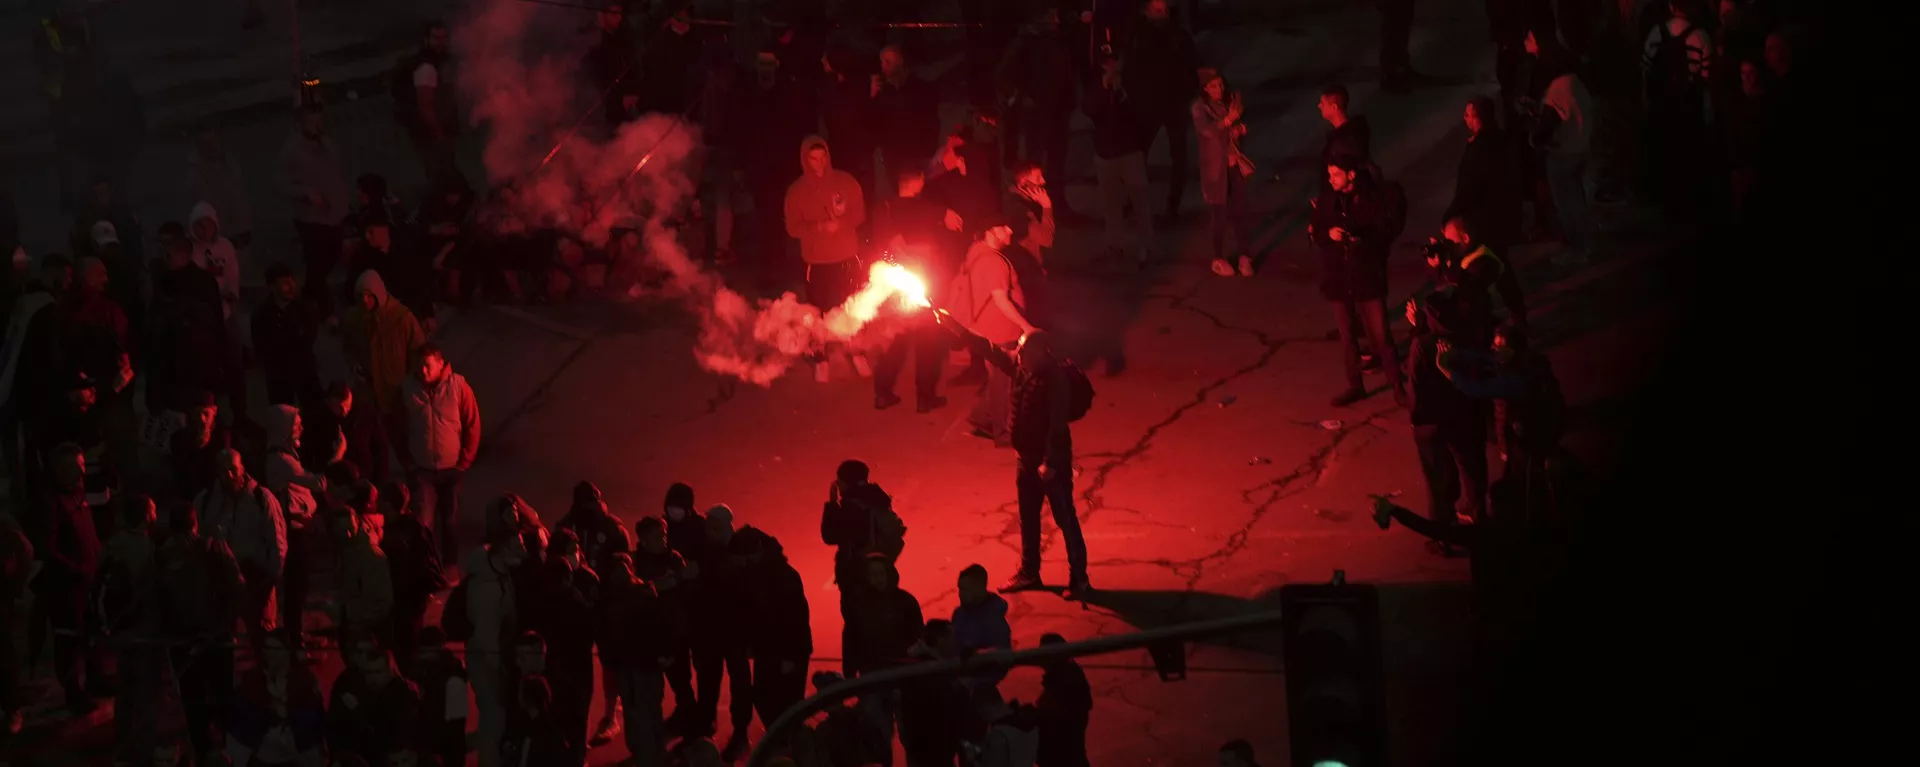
951;564;1013;689
785;135;870;383
280;105;352;312
194;447;289;644
188;201;242;322
688;504;754;756
462;511;529;767
401;342;479;560
261;403;322;648
662;482;706;559
145;223;228;414
1034;633;1091;767
730;526;812;746
559;480;630;575
342;268;426;427
820;459;906;612
187;128;253;252
729;47;817;267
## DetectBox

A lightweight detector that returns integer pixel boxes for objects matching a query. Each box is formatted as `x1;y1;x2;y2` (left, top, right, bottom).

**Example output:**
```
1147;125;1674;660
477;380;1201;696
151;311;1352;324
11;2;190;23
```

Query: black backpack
1645;23;1703;111
1062;363;1095;422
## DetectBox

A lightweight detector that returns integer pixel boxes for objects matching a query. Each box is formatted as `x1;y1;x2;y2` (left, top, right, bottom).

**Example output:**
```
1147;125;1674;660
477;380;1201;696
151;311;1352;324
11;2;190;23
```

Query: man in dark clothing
938;320;1091;598
1035;633;1092;767
252;263;322;409
689;505;753;753
1444;96;1526;323
328;642;423;767
3;255;74;458
820;459;903;613
1403;291;1491;542
410;626;470;767
1319;84;1373;180
167;392;230;504
585;4;641;127
558;480;630;575
728;48;819;268
145;223;227;413
1378;0;1419;91
820;44;877;198
874;45;944;198
32;444;103;713
731;527;812;743
899;619;971;767
872;167;955;412
1124;0;1197;220
662;482;705;561
599;552;672;765
1084;53;1154;266
632;516;697;734
639;10;704;118
377;480;447;671
156;503;243;762
997;8;1077;214
926;127;1005;239
303;381;392;486
844;554;921;766
1437;324;1565;524
535;528;601;763
1435;216;1526;329
1309;157;1408;408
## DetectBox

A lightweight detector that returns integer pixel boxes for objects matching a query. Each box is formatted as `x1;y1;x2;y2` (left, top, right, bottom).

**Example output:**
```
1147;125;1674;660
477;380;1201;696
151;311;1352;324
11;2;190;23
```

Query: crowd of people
0;0;1817;765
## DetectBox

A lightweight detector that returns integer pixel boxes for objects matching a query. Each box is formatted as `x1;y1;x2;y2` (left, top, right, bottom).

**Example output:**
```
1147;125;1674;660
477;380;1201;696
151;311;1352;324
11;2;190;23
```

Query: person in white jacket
194;448;287;643
188;201;242;320
402;342;480;560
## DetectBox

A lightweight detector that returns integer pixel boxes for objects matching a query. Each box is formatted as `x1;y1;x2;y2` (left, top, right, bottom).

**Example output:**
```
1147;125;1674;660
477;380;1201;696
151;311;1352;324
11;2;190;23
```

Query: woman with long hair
1192;68;1255;277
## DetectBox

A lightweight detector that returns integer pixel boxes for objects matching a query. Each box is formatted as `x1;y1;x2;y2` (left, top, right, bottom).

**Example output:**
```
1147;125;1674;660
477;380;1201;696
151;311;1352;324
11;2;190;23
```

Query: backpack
442;577;474;641
1645;23;1703;111
864;501;907;562
1062;363;1095;422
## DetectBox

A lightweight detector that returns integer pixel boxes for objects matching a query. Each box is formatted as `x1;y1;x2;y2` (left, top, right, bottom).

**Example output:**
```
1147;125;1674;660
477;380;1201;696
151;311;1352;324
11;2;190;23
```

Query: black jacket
736;531;812;660
598;573;670;670
1445;127;1524;248
1037;658;1093;767
820;482;895;584
303;401;391;487
1082;78;1149;159
556;505;630;575
873;74;943;162
967;336;1073;462
326;672;421;767
1121;17;1197;112
1323;116;1374;168
843;582;924;677
1309;176;1396;302
998;29;1075;109
250;295;321;388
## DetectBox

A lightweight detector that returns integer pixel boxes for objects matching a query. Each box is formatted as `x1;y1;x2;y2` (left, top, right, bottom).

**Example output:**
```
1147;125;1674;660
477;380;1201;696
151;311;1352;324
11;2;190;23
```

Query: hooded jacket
732;527;813;660
194;474;288;580
261;405;320;505
783;136;867;265
557;487;630;574
342;270;427;418
841;558;924;677
188;201;241;320
820;481;896;584
662;483;704;558
187;142;253;238
401;366;481;472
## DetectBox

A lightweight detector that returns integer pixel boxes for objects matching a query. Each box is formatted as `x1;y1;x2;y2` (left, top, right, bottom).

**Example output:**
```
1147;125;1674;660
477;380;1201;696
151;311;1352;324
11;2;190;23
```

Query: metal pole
744;610;1289;767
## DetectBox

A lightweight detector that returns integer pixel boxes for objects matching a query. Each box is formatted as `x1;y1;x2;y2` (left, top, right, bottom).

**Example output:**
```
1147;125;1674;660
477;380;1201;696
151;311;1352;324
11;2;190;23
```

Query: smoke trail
452;1;920;386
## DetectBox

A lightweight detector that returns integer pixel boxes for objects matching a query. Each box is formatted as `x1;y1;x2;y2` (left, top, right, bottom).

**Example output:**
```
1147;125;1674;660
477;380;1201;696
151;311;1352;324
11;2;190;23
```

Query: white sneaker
814;362;830;383
1236;255;1255;277
851;354;873;378
1210;258;1235;277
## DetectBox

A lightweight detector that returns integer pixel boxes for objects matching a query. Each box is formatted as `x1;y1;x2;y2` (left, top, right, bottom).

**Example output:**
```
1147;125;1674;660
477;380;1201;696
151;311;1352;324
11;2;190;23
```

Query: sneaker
1210;258;1235;277
1001;570;1044;592
915;396;947;413
721;733;751;761
1329;387;1368;407
591;709;623;746
814;362;831;383
851;354;873;378
1455;512;1477;526
874;393;903;410
1064;575;1094;601
1236;255;1254;277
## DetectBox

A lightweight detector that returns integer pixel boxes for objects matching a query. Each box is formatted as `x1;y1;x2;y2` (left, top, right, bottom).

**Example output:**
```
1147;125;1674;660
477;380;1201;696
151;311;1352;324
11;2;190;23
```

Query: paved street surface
1;1;1684;765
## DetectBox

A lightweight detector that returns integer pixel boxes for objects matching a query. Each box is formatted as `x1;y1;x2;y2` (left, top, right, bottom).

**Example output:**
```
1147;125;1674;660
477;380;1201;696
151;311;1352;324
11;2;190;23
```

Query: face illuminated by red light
804;147;830;177
1203;76;1224;102
879;47;905;80
1327;165;1355;193
1463;102;1483;136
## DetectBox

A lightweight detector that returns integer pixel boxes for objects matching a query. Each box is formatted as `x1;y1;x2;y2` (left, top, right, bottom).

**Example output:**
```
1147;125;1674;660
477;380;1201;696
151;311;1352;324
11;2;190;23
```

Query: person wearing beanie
558;480;629;575
687;503;755;756
661;482;704;558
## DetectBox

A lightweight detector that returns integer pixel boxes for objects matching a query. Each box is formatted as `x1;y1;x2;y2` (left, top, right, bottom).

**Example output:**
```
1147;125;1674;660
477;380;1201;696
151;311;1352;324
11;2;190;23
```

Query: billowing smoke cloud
452;1;921;386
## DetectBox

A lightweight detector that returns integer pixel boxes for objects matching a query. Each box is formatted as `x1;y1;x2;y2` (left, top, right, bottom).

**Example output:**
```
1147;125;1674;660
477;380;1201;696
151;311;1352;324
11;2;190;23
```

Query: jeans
619;665;669;767
1208;171;1246;260
471;652;508;767
1016;444;1088;581
692;641;753;735
1332;299;1403;393
752;656;809;732
1414;421;1490;525
1095;153;1154;257
171;643;235;762
967;342;1017;442
875;320;944;405
1544;151;1591;255
410;467;466;561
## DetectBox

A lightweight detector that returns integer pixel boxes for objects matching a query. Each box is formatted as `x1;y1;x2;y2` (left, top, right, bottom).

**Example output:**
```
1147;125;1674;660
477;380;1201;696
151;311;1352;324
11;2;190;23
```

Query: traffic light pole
745;610;1289;767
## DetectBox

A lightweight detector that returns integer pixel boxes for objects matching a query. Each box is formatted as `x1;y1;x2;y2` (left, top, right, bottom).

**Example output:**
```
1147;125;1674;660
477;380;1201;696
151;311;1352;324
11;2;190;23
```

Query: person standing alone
784;136;870;383
401;342;480;562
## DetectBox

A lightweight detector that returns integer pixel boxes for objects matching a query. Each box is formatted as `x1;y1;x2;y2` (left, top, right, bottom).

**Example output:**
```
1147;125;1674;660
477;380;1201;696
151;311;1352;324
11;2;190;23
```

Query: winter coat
326;670;421;766
188;201;242;321
279;132;351;226
337;529;394;634
187;146;253;238
596;569;670;671
341;270;427;418
303;399;391;486
460;546;519;653
784;136;867;265
1192;96;1249;206
842;570;923;677
1036;659;1093;767
1122;18;1197;112
1308;176;1397;303
401;369;481;471
873;74;943;162
557;504;629;575
229;667;328;756
260;405;321;506
251;294;321;390
820;481;896;584
737;530;813;661
194;476;288;581
1082;79;1149;159
1446;127;1525;248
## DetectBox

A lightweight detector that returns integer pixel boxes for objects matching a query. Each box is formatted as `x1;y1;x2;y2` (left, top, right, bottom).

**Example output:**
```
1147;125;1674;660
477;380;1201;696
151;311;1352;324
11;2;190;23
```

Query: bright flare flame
878;263;932;309
820;262;934;339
